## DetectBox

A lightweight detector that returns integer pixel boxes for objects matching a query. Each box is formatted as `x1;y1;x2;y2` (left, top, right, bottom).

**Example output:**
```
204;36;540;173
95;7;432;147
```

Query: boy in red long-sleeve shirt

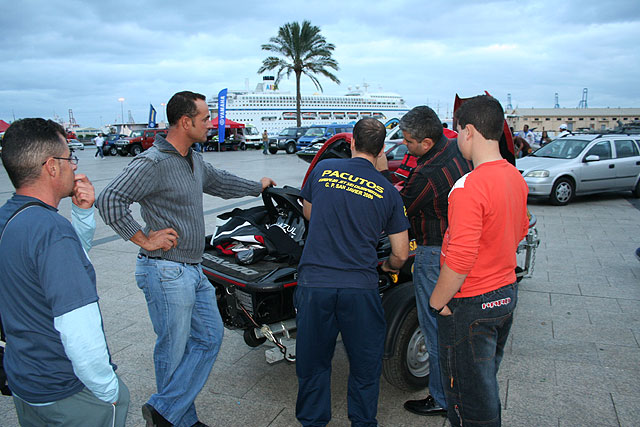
429;95;529;427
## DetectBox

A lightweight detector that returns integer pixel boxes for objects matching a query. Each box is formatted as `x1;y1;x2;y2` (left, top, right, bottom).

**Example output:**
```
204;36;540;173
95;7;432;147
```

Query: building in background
506;108;640;133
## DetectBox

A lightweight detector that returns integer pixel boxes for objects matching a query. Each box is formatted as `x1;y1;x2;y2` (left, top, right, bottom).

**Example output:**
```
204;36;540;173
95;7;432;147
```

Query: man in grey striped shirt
96;91;275;427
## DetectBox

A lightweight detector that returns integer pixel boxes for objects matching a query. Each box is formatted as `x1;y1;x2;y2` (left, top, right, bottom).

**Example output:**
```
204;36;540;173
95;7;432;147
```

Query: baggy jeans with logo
436;283;517;427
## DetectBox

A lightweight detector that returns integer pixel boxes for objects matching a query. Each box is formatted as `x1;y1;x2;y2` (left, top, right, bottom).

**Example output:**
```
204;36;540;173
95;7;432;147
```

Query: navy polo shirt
298;158;409;289
0;195;99;403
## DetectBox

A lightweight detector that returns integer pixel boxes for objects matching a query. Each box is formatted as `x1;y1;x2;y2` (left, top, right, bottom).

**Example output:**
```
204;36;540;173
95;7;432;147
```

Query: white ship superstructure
208;78;410;134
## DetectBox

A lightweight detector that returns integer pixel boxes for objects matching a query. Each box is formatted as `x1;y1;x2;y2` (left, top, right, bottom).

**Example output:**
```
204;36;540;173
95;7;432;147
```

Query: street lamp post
118;97;125;124
160;102;166;124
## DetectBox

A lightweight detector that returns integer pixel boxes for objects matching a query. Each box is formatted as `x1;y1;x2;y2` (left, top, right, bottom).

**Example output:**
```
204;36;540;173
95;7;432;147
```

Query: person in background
295;118;409;426
97;91;275;427
262;129;269;155
558;123;572;138
517;124;535;147
513;135;531;158
94;133;105;159
398;106;471;417
0;118;129;427
540;130;552;146
430;95;529;426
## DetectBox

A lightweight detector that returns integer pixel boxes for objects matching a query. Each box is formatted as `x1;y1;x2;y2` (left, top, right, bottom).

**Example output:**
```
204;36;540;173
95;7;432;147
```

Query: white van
237;125;263;149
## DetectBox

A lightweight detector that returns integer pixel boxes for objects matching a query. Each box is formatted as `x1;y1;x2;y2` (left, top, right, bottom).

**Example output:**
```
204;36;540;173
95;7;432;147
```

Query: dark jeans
294;286;386;427
437;283;517;427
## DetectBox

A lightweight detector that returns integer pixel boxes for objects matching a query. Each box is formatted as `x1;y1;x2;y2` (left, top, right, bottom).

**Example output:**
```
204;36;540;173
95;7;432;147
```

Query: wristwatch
429;305;445;316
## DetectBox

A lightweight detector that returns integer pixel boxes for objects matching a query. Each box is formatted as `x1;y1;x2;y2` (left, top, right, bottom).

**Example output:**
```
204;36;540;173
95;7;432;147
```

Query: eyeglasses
42;155;79;166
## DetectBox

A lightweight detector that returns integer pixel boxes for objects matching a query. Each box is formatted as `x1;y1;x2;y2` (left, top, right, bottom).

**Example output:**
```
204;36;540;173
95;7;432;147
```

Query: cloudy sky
2;0;639;128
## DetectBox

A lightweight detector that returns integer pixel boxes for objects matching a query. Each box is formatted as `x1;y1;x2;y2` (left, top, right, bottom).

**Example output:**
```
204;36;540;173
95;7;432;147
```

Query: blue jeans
135;255;223;427
437;283;517;427
294;286;386;427
413;245;446;408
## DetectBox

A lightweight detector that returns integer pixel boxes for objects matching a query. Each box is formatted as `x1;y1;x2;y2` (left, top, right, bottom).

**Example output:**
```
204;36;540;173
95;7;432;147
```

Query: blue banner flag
148;104;157;128
217;88;228;143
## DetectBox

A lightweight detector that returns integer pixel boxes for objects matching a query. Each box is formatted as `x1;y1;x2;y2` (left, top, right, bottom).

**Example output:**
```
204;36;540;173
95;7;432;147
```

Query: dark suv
103;134;126;156
268;126;309;154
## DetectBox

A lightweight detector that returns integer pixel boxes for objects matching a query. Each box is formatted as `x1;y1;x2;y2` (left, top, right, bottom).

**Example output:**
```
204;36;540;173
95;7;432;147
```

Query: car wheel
285;142;296;154
268;147;278;154
131;145;142;156
633;180;640;198
118;150;128;157
550;177;574;206
240;142;246;151
382;307;429;391
109;146;118;156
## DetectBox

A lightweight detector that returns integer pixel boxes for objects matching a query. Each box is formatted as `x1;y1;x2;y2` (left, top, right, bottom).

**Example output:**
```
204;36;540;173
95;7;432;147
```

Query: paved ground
1;148;639;426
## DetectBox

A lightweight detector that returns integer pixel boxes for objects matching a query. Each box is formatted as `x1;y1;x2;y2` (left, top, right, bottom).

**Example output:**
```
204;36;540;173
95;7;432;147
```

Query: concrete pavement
0;148;639;426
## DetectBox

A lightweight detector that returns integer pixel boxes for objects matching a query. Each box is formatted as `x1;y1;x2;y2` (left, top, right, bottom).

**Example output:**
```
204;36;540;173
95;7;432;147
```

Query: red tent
207;118;245;129
0;120;10;133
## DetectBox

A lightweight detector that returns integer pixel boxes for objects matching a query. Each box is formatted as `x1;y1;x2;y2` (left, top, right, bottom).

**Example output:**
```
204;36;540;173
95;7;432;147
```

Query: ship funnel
262;75;276;91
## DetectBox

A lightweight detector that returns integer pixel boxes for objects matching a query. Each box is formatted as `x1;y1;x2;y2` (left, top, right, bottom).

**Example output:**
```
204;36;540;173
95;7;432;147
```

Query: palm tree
258;20;340;127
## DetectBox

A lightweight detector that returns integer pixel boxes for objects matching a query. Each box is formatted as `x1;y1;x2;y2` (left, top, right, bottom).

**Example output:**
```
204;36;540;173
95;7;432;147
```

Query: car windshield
305;127;327;137
532;138;591;159
246;127;259;136
130;130;144;138
279;128;296;137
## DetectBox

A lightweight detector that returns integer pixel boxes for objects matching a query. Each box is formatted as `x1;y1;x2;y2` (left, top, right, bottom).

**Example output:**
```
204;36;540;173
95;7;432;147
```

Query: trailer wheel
243;329;266;347
382;307;429;391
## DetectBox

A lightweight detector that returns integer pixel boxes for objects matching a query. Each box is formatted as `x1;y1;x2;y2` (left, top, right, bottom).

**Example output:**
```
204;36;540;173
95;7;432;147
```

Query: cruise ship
208;77;410;135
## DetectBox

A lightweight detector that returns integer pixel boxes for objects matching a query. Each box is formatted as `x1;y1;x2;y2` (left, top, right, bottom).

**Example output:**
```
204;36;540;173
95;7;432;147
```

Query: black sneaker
142;403;172;427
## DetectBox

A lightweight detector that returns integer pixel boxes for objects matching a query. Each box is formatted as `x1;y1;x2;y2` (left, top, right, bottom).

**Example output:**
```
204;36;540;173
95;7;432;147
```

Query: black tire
285;142;296;154
382;307;430;391
633;180;640;198
240;142;246;151
243;329;266;347
118;150;128;157
268;147;278;154
549;177;574;206
109;146;118;156
130;145;142;156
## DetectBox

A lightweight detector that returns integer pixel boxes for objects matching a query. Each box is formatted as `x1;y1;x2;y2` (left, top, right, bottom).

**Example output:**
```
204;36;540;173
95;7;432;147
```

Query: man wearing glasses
0;118;130;426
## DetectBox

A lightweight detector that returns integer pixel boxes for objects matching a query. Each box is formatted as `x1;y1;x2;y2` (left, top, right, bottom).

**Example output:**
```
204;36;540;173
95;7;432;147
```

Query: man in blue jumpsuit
295;118;410;426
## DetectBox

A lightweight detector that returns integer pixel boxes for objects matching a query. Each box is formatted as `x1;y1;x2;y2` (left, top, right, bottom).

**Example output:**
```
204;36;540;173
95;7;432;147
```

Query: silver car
67;139;84;151
516;134;640;205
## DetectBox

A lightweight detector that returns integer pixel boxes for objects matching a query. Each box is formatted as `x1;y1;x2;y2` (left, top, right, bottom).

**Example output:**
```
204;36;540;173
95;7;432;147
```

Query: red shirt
441;160;529;298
